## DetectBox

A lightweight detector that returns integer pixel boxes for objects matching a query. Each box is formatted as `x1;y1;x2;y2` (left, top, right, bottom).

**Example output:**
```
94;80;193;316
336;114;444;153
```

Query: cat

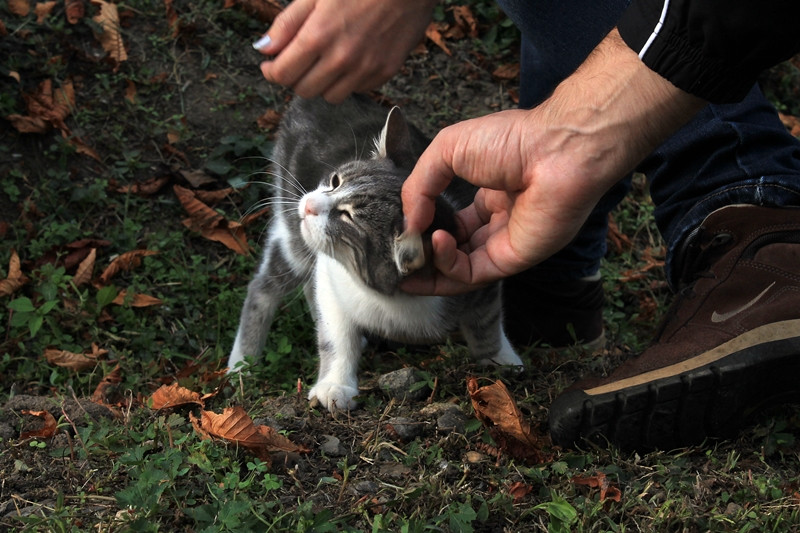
227;95;523;411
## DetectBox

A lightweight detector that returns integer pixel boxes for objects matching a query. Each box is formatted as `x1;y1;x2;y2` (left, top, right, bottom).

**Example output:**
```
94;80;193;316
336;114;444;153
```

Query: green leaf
8;297;35;313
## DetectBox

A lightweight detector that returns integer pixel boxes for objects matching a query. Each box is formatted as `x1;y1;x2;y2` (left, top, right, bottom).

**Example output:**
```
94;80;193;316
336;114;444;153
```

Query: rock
320;434;347;457
377;368;429;402
353;480;379;494
385;417;424;441
437;409;469;435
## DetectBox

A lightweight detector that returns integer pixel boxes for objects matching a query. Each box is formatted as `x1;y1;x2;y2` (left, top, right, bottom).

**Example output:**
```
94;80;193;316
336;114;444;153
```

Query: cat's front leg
307;298;363;411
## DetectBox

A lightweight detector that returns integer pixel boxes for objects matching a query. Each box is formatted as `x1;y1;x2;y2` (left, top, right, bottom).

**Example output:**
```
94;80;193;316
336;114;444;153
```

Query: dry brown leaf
91;364;122;404
9;0;31;16
194;188;234;205
6;78;74;134
506;481;533;503
199;406;272;461
98;249;159;285
779;112;800;138
258;424;311;454
425;22;451;56
256;108;281;130
450;5;478;38
196;406;309;462
0;250;29;297
20;410;57;440
572;471;622;502
174;185;251;255
65;0;85;23
240;206;270;227
468;377;549;465
179;169;217;188
44;343;107;370
150;382;204;409
111;290;163;307
35;1;57;23
116;175;171;196
72;247;96;287
124;79;137;103
163;0;178;37
189;411;211;440
493;63;520;81
91;0;128;63
227;0;282;23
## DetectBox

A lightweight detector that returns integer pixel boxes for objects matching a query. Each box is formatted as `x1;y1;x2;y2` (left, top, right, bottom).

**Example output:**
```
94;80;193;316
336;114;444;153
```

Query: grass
2;0;800;531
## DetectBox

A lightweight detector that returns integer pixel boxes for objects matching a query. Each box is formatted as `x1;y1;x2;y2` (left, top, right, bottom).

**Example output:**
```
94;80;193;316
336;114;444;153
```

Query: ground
2;0;800;531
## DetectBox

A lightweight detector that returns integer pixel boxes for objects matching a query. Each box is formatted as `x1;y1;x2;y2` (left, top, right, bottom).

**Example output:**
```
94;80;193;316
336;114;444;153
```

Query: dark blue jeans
497;0;800;287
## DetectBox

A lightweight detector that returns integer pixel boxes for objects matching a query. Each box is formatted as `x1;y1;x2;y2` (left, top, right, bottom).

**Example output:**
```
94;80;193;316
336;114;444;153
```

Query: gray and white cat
227;95;522;411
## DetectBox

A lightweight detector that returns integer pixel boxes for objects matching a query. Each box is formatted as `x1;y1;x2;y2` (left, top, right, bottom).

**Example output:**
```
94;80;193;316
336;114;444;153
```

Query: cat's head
298;107;432;294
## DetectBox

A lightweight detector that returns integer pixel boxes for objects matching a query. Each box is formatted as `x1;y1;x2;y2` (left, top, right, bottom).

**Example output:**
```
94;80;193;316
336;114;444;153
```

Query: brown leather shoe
549;205;800;450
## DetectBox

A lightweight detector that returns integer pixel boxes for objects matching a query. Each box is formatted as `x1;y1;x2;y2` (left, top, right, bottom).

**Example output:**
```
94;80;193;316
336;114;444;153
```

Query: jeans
497;0;800;288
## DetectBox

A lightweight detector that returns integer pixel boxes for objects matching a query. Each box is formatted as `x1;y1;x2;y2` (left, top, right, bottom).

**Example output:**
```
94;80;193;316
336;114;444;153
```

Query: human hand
255;0;438;103
400;29;705;295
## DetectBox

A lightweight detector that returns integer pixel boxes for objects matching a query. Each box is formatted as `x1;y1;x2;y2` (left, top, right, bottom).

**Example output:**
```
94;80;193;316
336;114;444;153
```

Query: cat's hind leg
459;288;524;368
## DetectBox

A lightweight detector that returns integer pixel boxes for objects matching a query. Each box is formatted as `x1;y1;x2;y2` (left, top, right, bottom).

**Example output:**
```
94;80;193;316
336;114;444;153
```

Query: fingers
401;133;457;236
255;0;314;55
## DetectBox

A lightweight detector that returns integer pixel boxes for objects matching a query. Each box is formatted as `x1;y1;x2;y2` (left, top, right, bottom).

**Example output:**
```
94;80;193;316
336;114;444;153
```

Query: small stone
377;367;429;402
420;402;461;418
385;417;424;441
437;410;469;434
320;435;347;457
353;480;379;494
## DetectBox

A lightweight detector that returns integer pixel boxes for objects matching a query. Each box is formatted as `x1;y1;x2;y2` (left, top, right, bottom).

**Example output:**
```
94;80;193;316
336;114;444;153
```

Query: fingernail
252;34;271;50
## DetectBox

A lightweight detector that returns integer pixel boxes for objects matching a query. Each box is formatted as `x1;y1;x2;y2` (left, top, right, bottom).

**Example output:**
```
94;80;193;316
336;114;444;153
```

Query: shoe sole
549;319;800;451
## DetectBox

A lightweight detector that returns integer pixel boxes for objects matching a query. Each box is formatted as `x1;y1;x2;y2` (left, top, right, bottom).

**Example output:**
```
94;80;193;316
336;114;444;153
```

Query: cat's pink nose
304;198;319;216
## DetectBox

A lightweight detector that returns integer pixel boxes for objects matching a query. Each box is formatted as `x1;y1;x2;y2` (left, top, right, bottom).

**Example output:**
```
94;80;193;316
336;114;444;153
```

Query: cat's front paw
308;381;359;412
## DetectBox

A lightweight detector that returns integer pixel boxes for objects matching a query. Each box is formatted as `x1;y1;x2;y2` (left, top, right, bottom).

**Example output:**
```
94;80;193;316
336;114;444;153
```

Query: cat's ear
393;230;426;276
376;107;416;170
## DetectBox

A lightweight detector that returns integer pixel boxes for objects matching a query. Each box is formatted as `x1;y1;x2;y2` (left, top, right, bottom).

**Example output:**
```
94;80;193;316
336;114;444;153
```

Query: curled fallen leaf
91;364;122;405
34;1;57;23
8;0;31;16
111;290;163;307
196;406;310;462
65;0;85;23
98;249;159;285
174;185;251;255
115;175;171;197
425;22;451;56
44;343;108;370
20;410;57;440
468;377;550;465
492;63;520;81
150;382;204;409
0;250;29;297
90;0;128;63
571;471;622;503
72;247;96;287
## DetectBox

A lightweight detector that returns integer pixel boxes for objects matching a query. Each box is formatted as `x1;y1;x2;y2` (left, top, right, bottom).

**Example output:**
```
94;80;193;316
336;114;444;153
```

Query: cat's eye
329;173;341;189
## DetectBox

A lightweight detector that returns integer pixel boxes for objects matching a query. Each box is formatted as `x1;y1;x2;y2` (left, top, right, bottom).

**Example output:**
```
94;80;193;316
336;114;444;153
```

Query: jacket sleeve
617;0;800;103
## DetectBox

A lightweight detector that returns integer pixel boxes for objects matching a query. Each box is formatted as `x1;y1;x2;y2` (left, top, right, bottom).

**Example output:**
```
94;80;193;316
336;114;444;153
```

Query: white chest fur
313;254;451;343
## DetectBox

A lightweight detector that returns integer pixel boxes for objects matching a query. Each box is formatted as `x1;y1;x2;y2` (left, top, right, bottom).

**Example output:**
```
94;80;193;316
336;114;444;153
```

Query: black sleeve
617;0;800;103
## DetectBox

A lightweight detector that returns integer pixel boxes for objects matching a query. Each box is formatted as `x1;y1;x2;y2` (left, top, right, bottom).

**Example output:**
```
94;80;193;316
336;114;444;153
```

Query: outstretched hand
400;30;705;295
255;0;437;103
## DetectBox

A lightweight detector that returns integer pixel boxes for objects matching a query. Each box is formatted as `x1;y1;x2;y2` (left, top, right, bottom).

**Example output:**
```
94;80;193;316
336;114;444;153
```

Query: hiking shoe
503;272;605;349
549;205;800;451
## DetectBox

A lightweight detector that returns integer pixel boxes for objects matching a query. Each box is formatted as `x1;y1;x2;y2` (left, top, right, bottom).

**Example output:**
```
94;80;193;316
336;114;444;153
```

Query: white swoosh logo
711;281;776;323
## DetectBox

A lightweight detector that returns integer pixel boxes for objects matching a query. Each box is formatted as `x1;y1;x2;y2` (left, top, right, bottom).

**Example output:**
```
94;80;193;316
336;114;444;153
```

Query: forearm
528;28;706;199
